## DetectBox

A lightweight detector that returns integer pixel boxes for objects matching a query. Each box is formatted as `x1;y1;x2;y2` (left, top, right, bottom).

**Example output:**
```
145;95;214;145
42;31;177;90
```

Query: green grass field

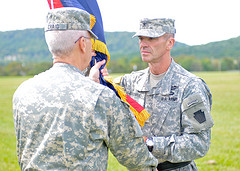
0;71;239;171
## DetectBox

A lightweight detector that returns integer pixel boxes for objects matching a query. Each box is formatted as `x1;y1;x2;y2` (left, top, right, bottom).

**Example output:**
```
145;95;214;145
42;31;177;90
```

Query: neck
149;56;172;75
53;54;84;71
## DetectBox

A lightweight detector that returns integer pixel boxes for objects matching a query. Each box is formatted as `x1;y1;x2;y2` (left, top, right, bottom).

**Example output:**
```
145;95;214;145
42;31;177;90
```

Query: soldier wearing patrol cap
115;18;214;170
13;8;158;170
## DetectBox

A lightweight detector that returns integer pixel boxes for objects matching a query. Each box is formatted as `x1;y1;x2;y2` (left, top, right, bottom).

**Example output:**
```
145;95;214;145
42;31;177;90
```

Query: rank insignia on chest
161;96;177;102
169;85;179;96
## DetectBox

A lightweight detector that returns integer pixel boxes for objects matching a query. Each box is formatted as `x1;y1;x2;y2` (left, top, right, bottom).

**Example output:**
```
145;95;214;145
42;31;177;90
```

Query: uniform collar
136;68;151;92
53;62;84;75
160;60;174;95
136;59;176;95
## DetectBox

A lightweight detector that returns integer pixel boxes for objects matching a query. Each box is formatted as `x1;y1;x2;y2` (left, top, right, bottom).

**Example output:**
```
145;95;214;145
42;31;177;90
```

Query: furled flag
46;0;150;127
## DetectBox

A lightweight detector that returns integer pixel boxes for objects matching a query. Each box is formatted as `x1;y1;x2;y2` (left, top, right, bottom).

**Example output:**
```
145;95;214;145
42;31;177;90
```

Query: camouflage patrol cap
133;18;176;38
45;7;98;39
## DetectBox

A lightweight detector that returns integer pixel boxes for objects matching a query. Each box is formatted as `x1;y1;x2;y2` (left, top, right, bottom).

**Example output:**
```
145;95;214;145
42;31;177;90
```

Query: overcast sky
1;0;240;45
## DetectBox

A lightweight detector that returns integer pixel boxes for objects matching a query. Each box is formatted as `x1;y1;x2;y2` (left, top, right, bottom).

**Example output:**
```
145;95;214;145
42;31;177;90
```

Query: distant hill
0;29;51;64
0;28;239;64
105;31;188;60
172;36;240;59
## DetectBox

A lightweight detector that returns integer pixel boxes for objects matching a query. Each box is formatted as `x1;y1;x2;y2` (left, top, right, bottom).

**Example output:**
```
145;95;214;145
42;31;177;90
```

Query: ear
78;37;87;53
167;37;175;50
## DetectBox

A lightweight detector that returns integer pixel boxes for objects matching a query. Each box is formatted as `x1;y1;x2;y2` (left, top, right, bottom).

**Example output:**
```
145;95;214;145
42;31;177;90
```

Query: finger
93;60;106;70
91;49;96;57
101;68;109;76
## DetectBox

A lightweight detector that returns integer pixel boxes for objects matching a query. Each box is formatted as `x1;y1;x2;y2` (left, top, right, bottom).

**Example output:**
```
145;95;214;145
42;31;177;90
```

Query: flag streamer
104;76;150;127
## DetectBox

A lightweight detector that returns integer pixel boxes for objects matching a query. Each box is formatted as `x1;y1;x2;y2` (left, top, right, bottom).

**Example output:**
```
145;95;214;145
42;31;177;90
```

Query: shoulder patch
181;93;214;133
182;94;202;112
193;110;206;124
187;99;199;108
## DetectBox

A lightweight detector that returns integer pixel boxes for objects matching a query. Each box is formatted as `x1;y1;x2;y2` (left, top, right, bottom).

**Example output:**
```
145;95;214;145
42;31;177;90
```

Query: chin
141;56;150;63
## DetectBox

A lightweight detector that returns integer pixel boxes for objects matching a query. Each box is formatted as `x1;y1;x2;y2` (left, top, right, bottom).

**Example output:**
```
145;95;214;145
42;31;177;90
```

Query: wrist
89;76;100;83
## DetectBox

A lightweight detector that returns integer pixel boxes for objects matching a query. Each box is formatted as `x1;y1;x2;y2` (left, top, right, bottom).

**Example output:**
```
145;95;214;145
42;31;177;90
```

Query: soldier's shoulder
172;64;211;96
171;63;203;86
123;68;148;80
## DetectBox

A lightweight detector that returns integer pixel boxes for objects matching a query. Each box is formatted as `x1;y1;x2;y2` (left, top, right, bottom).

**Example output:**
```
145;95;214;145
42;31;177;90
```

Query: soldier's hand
89;60;106;83
143;136;148;143
101;67;109;77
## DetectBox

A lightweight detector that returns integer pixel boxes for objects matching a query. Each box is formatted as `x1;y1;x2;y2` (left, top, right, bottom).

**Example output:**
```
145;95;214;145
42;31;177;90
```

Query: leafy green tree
221;57;235;71
211;59;221;71
191;59;203;71
0;65;3;76
129;56;148;71
26;62;52;75
108;57;131;73
237;57;240;71
202;58;214;71
175;55;203;71
4;62;25;76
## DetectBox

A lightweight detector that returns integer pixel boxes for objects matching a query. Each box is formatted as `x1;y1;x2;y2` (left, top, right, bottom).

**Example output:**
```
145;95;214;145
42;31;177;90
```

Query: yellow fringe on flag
89;14;96;29
89;14;110;66
129;106;150;127
104;76;126;101
92;39;110;66
104;76;150;127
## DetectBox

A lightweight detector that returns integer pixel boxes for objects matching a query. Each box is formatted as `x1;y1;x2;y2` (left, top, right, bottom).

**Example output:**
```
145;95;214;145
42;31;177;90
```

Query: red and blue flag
47;0;110;85
46;0;150;127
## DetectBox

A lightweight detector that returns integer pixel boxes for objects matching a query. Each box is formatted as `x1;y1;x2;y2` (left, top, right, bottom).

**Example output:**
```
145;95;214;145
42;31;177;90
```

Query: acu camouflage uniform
120;59;214;170
121;18;214;170
13;63;158;170
13;8;158;171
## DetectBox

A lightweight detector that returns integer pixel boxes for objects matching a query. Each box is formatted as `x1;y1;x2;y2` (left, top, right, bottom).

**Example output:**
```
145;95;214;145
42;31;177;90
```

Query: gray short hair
163;33;175;40
45;30;88;58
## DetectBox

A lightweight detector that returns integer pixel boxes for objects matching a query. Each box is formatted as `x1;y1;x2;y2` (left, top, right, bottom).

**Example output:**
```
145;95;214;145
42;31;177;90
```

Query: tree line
0;55;239;76
108;56;239;73
0;62;52;76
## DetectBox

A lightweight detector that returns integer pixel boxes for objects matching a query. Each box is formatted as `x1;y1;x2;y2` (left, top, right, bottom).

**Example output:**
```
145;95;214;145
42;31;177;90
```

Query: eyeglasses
74;36;95;46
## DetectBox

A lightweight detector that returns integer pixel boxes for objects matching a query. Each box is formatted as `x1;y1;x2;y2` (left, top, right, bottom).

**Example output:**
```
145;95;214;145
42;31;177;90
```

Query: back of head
44;7;98;58
45;30;87;58
133;18;176;38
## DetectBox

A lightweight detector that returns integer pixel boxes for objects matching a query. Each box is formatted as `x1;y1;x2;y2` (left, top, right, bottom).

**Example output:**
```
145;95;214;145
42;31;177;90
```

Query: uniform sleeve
151;79;214;163
119;74;134;95
95;88;158;171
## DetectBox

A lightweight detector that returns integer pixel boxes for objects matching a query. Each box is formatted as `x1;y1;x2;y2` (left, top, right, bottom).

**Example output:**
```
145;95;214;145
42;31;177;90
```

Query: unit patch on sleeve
193;110;206;124
181;93;214;133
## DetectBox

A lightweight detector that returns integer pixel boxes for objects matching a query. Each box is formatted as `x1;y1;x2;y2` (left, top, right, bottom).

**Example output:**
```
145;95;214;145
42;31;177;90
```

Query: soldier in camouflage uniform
113;18;214;170
13;8;158;171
